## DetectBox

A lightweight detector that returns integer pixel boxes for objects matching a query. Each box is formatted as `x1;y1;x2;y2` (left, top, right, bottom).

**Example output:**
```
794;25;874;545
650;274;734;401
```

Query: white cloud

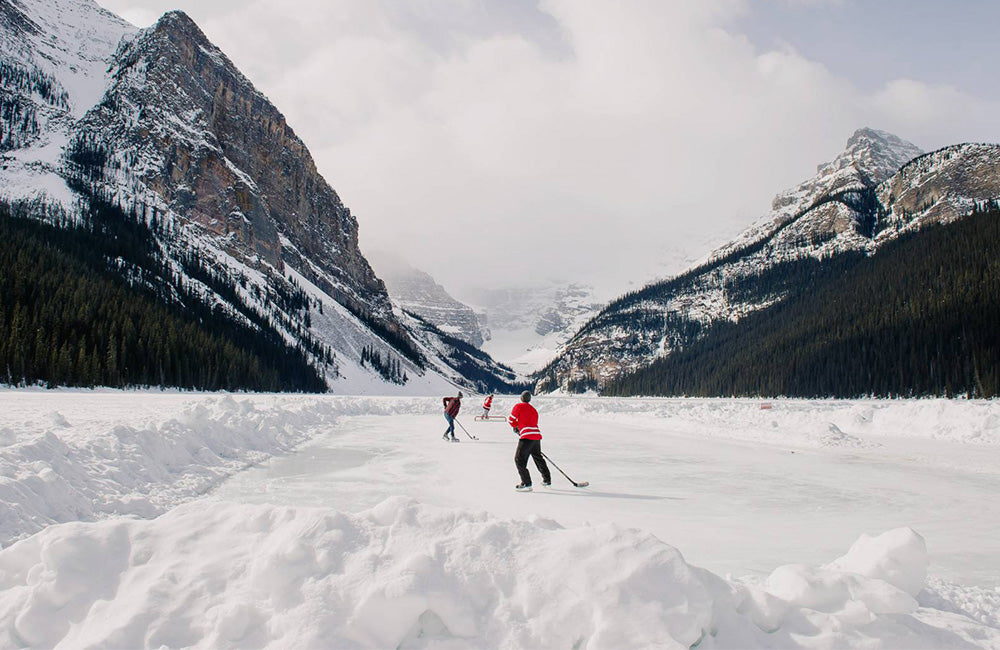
866;79;997;148
95;0;999;297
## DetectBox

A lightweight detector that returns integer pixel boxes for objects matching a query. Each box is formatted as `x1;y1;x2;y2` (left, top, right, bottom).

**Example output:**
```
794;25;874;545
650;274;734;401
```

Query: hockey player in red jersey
442;392;462;441
507;391;551;491
481;394;494;419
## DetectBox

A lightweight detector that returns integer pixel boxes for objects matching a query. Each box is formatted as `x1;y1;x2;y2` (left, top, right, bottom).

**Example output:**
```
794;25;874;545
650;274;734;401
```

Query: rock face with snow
0;0;131;191
467;281;603;375
716;128;924;259
538;128;1000;392
71;10;389;319
368;252;488;348
0;0;515;392
474;282;601;339
55;12;383;338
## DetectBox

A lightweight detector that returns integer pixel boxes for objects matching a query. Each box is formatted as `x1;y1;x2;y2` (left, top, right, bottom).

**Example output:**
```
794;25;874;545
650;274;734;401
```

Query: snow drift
2;498;992;650
0;394;439;547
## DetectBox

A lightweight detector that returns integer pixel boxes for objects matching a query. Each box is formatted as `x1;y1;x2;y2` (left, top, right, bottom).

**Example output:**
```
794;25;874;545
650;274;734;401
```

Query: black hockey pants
515;438;551;486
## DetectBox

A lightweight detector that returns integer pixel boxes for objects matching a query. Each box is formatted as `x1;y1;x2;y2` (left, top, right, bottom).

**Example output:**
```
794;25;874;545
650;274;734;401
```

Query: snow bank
0;395;440;547
828;527;928;597
2;499;994;649
542;396;1000;448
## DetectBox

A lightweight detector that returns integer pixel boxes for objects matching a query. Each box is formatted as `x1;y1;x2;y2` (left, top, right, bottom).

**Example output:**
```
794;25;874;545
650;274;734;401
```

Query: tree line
360;345;408;385
0;197;327;392
606;203;1000;398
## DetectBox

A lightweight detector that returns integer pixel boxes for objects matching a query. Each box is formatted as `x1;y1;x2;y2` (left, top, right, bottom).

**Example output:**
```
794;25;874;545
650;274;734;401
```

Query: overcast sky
96;0;1000;299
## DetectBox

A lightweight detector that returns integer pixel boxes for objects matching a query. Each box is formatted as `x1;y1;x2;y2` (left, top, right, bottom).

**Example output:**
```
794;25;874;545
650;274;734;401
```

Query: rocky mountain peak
141;9;241;85
72;3;392;320
822;127;924;185
764;128;923;228
157;9;199;29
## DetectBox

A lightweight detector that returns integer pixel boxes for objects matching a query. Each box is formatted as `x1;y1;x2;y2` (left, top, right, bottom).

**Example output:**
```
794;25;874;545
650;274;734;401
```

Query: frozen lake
211;404;1000;586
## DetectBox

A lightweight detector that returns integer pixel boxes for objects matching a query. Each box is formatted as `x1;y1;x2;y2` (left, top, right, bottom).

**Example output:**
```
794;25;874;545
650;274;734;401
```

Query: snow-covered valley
2;391;999;648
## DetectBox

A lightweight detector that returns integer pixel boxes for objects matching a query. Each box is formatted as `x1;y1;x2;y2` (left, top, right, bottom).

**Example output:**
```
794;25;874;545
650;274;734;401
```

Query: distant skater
508;391;551;491
481;394;494;419
442;391;462;442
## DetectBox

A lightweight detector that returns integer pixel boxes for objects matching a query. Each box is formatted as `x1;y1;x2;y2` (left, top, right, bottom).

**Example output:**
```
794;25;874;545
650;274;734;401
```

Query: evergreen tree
605;203;1000;399
0;199;327;392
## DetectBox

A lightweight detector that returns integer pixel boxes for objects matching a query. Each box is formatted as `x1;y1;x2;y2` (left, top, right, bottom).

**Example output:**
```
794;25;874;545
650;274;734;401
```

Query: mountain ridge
367;251;489;349
537;129;1000;393
605;201;1000;398
0;0;515;393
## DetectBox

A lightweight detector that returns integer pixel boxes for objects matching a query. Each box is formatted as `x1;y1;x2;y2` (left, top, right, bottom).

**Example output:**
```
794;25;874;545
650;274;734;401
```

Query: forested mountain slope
537;129;1000;394
0;0;516;393
606;202;1000;398
0;200;325;391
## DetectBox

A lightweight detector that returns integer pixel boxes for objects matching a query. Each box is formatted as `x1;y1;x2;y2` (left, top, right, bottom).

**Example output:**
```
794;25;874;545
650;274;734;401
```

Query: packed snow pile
0;394;440;547
828;527;929;597
1;498;995;649
922;579;1000;629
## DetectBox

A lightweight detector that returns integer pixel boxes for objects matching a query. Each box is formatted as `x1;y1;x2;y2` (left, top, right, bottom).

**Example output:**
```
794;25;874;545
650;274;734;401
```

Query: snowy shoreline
1;392;999;647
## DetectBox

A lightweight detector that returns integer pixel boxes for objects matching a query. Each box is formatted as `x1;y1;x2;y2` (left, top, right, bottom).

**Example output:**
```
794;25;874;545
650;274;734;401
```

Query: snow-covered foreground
2;392;1000;648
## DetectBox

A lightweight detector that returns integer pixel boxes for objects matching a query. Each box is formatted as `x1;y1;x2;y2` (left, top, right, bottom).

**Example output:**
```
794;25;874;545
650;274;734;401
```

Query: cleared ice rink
211;399;1000;586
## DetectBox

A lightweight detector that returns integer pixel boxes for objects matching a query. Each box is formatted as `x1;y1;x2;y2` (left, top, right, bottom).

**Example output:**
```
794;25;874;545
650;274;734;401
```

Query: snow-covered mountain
464;281;603;374
367;251;489;348
711;128;924;262
0;0;131;198
0;0;515;393
538;128;1000;392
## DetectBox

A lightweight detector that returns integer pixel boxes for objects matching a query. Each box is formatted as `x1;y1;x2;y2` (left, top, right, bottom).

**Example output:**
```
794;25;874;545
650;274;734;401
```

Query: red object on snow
443;396;461;417
508;402;541;440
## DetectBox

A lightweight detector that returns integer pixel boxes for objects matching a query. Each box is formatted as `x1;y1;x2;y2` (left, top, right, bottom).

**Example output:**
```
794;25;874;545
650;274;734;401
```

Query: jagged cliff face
369;252;488;348
539;129;1000;392
1;0;521;392
72;11;390;319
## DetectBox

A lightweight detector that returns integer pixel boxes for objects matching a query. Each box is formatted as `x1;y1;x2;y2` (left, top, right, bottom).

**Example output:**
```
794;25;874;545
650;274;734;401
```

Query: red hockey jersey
443;396;461;417
508;402;541;440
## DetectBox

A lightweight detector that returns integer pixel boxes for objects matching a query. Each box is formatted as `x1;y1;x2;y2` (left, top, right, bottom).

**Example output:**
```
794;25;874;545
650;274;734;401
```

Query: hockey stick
540;451;589;488
455;418;479;440
510;430;589;488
